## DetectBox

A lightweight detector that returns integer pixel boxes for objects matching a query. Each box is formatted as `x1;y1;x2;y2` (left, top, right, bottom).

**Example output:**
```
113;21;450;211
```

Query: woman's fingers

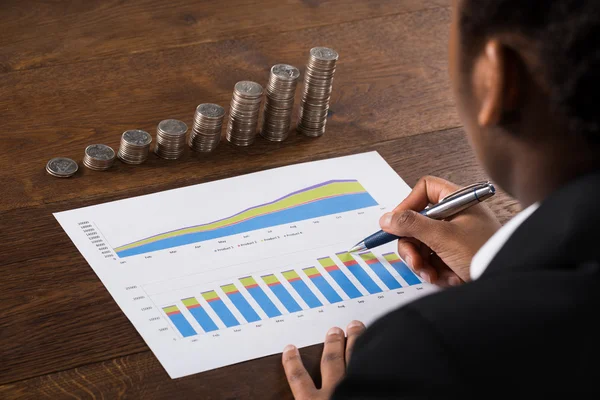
282;345;316;399
344;320;366;364
393;176;461;213
320;327;346;388
397;239;430;283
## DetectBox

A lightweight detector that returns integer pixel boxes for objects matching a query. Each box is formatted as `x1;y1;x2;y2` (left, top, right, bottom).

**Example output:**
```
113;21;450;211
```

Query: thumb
379;210;452;250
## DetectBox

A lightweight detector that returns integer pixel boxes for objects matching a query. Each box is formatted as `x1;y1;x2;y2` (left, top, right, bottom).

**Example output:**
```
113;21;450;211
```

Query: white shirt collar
470;202;540;280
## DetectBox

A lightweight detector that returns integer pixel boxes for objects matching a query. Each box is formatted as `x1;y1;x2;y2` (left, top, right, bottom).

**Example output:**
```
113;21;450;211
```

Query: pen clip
439;181;490;203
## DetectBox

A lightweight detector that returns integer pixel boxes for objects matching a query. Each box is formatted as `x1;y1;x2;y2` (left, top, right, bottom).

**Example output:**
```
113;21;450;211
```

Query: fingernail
405;256;413;269
283;344;297;353
420;271;431;283
347;320;364;329
448;277;461;286
380;213;393;228
327;327;343;336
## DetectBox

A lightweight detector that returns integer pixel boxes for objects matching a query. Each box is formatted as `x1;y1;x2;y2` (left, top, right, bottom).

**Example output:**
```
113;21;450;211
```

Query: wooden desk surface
0;1;520;398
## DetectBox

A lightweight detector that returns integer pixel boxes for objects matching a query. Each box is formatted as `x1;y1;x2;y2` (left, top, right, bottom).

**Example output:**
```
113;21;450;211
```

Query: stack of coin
297;47;339;137
117;129;152;164
226;81;264;146
154;119;188;160
83;144;116;171
260;64;300;142
188;103;225;152
46;157;78;178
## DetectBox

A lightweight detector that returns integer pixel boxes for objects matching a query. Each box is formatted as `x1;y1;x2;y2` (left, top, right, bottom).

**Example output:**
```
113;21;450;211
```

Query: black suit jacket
333;171;600;398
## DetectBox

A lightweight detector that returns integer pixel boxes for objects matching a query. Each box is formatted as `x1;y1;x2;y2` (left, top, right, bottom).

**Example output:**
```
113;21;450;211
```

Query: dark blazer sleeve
332;305;461;399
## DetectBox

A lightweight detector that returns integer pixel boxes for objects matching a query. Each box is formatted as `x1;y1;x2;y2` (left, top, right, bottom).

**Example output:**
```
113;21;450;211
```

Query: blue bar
226;291;261;323
245;286;281;318
325;268;362;299
207;299;239;327
344;264;382;294
267;283;302;313
305;271;343;303
187;306;219;332
167;312;197;337
387;260;421;286
288;279;323;308
364;259;402;290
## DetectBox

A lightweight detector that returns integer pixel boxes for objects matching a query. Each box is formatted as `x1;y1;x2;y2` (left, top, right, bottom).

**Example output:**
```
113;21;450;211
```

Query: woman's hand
380;176;501;286
282;320;366;400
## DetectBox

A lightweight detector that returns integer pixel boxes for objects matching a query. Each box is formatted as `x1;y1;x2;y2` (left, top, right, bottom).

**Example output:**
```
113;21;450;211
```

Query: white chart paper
54;151;436;378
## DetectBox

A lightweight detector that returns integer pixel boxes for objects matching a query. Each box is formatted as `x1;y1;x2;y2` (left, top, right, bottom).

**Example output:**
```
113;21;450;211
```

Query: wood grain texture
0;0;446;73
0;349;317;400
0;128;520;389
0;0;521;398
0;7;460;212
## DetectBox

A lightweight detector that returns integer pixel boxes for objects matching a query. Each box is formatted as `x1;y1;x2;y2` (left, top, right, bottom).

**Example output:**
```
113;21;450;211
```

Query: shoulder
334;265;600;397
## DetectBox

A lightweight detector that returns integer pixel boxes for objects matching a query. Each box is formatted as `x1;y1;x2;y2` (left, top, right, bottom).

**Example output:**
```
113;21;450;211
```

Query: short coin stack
260;64;300;142
226;81;264;146
46;157;78;178
154;119;188;160
117;130;152;164
83;144;116;171
188;103;226;152
297;47;339;137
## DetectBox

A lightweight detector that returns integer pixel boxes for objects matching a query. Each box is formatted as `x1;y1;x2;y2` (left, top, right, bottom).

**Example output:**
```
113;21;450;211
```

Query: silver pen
349;181;496;253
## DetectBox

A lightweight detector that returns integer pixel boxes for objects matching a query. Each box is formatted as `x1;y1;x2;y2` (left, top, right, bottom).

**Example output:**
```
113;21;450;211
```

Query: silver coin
85;144;115;160
158;119;188;136
271;64;300;81
123;129;152;146
46;157;78;178
310;47;339;61
198;103;225;118
234;81;263;97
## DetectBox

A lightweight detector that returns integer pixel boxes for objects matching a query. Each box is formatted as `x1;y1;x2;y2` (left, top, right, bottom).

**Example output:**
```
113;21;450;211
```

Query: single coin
46;157;78;178
158;119;188;136
85;144;115;160
234;81;263;97
123;129;152;146
271;64;300;80
310;47;339;61
197;103;225;118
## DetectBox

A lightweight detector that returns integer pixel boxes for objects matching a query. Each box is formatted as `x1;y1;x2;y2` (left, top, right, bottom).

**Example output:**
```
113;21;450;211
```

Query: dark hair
460;0;600;144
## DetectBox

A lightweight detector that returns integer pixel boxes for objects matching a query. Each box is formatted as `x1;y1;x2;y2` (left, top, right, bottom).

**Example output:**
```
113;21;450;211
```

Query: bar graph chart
359;251;402;290
182;297;218;333
282;270;323;308
239;276;282;318
383;252;422;285
161;251;425;340
336;252;382;294
262;274;302;313
164;305;197;337
318;256;362;299
303;267;343;303
221;283;261;323
202;290;239;327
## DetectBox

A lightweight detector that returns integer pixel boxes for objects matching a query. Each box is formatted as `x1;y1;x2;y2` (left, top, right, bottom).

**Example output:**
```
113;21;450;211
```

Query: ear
474;40;520;127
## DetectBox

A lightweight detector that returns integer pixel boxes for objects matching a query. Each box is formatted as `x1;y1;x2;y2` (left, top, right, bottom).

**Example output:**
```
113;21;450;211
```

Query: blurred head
449;0;600;203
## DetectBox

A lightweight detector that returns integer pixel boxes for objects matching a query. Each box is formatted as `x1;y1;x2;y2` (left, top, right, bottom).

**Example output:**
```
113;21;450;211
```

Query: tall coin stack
260;64;300;142
188;103;225;152
154;119;188;160
117;129;152;164
226;81;264;146
297;47;339;137
83;144;116;171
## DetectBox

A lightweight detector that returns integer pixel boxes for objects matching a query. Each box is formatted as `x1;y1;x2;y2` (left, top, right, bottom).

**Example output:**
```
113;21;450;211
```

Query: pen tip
348;243;367;253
